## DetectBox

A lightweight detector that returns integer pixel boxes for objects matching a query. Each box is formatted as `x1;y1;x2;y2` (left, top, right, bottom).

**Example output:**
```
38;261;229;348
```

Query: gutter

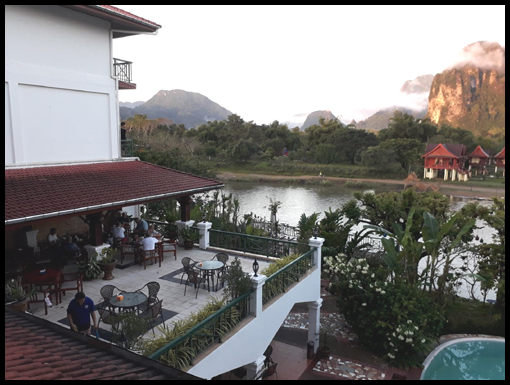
5;184;224;226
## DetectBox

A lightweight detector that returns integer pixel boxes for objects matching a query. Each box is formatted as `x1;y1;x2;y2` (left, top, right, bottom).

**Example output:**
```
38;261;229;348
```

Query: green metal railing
262;248;316;305
149;290;252;368
209;229;303;258
121;139;133;157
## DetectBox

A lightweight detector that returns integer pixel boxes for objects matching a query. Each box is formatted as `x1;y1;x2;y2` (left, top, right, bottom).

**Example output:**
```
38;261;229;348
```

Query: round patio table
196;260;224;292
108;292;147;312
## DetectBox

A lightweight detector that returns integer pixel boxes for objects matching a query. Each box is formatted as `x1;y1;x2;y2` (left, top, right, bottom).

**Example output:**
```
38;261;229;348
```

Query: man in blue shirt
67;292;98;336
134;218;149;236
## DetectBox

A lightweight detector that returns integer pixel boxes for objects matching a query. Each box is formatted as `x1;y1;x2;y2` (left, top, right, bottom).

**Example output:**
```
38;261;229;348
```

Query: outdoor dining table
195;260;224;292
22;267;63;305
108;291;147;312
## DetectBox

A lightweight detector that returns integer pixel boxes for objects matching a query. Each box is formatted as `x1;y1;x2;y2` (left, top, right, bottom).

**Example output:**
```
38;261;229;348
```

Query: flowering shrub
325;253;444;368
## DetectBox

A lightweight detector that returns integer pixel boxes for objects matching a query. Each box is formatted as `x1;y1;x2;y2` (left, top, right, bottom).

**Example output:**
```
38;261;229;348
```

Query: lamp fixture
313;226;318;239
202;212;207;223
252;259;259;277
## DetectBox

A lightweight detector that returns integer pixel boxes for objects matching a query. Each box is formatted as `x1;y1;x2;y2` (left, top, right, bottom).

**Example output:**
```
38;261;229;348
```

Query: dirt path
218;172;505;199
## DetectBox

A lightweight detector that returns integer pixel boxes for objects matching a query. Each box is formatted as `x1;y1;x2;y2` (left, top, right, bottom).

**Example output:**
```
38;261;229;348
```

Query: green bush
326;253;444;368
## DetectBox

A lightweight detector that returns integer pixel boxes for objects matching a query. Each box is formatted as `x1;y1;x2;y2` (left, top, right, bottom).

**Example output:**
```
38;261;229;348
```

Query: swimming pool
420;337;505;380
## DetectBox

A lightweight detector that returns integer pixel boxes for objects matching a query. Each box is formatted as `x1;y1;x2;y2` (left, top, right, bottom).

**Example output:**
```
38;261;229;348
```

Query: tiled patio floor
25;246;271;341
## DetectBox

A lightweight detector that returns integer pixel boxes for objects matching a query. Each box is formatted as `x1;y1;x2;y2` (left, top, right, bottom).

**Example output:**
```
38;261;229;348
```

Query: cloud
447;41;505;73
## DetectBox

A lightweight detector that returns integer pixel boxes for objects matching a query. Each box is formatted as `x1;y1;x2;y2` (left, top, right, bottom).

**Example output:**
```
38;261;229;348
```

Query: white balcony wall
5;5;119;166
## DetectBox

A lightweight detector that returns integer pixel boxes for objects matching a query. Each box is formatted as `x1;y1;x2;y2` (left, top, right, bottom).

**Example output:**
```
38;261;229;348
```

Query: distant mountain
426;41;505;137
123;89;233;129
301;110;338;130
119;101;145;109
355;107;426;132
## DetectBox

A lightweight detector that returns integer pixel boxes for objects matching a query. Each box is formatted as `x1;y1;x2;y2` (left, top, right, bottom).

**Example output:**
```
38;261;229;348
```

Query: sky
112;5;505;126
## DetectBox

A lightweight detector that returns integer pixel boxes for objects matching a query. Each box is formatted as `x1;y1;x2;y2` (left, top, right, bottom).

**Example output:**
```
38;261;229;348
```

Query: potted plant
178;226;201;250
165;222;179;243
76;258;102;280
317;323;333;359
5;276;35;312
96;247;118;281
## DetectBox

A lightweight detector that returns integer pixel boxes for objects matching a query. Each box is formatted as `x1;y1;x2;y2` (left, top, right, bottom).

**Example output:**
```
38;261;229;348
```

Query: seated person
119;211;131;224
140;233;158;252
47;227;59;245
112;222;126;240
146;224;160;238
134;218;149;236
62;235;80;252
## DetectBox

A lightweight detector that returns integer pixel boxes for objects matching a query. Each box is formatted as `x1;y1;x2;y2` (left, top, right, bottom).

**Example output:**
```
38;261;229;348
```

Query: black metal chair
100;284;125;303
183;269;202;298
180;257;198;284
135;281;160;311
212;253;229;289
137;299;164;334
96;301;119;329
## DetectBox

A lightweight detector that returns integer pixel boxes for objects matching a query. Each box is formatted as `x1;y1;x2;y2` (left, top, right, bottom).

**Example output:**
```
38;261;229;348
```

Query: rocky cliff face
301;110;338;130
426;41;505;137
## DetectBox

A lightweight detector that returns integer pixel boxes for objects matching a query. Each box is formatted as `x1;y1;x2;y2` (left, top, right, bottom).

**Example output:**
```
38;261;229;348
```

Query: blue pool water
420;338;505;380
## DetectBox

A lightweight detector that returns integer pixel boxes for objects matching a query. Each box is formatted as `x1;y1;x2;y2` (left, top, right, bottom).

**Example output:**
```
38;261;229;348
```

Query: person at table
112;222;126;240
140;233;158;252
147;224;160;238
62;235;80;253
134;218;148;236
67;291;98;336
47;227;59;245
119;211;131;224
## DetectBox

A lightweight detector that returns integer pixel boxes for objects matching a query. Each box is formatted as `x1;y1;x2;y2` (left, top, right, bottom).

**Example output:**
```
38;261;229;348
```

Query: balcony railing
121;139;133;157
149;290;253;368
113;58;133;83
208;229;303;258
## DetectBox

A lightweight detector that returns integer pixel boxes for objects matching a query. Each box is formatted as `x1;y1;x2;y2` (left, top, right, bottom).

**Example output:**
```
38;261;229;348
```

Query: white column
423;168;427;179
84;243;111;261
444;169;448;180
197;221;212;250
245;355;266;380
249;274;267;317
307;298;323;354
308;236;325;272
451;169;456;181
175;220;195;247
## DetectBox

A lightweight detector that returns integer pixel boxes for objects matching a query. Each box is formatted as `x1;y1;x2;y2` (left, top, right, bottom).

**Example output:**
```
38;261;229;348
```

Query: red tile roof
5;308;202;380
422;143;467;158
93;5;162;29
494;147;505;159
5;160;223;225
468;145;491;158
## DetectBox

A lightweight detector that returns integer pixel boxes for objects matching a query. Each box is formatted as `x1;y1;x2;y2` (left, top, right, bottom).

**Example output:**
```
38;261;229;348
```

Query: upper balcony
114;58;136;89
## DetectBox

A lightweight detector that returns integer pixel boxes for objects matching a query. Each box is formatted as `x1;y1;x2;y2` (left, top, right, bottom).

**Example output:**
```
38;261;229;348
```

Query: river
219;181;499;302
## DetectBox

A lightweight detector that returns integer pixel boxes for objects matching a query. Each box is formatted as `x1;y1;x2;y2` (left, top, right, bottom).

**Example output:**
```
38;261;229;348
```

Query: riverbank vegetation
127;110;504;189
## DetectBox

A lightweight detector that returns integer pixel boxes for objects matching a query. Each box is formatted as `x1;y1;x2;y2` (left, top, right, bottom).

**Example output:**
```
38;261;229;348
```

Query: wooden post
86;212;104;246
178;196;192;222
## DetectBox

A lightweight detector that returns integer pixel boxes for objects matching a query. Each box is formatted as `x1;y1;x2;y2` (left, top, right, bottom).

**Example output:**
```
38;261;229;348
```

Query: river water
220;181;499;302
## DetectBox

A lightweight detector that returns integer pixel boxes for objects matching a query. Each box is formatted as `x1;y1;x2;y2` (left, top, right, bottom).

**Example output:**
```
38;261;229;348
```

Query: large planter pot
98;259;117;280
317;346;331;359
7;298;28;312
183;240;194;250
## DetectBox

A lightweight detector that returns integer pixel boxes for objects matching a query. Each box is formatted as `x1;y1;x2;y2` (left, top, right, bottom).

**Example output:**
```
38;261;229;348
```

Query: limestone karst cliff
426;41;505;138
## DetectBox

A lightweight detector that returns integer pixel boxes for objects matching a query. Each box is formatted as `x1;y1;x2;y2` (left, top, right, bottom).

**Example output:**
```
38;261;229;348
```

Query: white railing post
197;221;212;249
308;236;325;270
249;274;267;317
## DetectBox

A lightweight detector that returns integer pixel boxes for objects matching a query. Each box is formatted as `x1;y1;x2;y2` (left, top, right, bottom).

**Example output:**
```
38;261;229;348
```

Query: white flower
349;285;353;288
389;342;394;347
384;282;388;286
369;284;373;288
371;273;375;278
421;339;426;344
362;270;367;274
381;290;386;294
392;332;396;337
406;338;413;343
388;353;395;359
351;273;356;277
398;335;404;341
407;320;412;324
414;326;419;330
362;303;367;306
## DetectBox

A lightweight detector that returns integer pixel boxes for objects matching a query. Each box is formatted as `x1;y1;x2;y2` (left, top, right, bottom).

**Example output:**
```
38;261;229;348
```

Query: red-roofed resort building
494;147;505;177
467;145;492;176
422;143;469;181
